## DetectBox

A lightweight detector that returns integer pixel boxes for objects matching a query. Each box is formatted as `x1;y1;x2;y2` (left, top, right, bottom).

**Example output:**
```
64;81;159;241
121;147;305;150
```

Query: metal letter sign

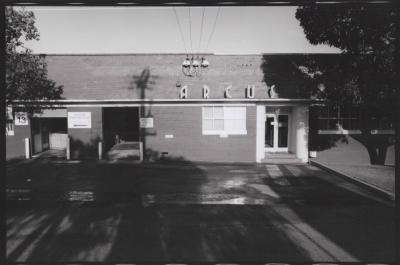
203;85;210;99
14;112;28;125
140;118;154;128
68;112;91;129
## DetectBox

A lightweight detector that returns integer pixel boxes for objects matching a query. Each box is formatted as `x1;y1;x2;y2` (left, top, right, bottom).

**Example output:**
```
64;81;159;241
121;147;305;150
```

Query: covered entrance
31;109;68;155
102;107;140;153
256;104;309;163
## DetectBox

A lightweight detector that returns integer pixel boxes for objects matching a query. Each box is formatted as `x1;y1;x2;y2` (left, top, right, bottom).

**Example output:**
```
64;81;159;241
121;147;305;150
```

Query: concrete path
311;160;395;199
6;160;395;263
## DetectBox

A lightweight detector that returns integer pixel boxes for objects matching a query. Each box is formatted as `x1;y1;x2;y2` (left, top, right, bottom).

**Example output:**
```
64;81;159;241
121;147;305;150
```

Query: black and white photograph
4;2;398;264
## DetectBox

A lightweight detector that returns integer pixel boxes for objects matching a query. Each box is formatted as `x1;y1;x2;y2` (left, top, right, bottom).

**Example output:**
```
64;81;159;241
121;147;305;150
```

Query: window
317;105;360;130
370;116;394;130
202;106;247;135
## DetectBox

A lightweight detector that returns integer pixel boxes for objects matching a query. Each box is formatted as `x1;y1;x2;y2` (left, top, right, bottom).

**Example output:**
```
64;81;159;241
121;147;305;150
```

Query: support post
66;136;70;160
139;141;143;161
98;141;102;160
24;138;31;159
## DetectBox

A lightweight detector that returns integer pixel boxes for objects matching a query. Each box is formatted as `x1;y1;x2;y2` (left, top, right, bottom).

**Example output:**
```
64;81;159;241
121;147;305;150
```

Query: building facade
6;54;395;165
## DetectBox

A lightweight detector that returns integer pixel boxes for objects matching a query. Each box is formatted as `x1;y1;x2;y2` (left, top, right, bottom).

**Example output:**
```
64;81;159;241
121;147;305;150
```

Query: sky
22;6;341;55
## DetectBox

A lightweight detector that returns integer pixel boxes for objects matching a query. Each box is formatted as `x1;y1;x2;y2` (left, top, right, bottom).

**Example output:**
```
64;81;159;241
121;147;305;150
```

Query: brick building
5;54;395;165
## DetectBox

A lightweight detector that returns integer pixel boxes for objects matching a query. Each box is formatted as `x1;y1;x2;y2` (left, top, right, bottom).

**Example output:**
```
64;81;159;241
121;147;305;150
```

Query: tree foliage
280;5;399;165
295;5;398;116
5;7;63;106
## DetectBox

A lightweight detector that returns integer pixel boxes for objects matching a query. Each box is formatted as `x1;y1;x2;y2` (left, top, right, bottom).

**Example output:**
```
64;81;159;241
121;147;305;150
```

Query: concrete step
262;158;303;164
265;152;297;159
262;152;303;164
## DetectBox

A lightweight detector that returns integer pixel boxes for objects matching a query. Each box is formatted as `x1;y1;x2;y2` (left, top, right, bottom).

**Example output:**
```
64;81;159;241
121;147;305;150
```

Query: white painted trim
370;129;395;135
318;129;362;135
256;105;265;163
12;103;258;107
11;98;315;103
202;130;247;136
9;98;314;109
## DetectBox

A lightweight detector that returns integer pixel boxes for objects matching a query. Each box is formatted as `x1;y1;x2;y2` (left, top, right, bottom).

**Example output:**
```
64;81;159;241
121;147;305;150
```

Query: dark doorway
31;118;68;154
103;107;140;152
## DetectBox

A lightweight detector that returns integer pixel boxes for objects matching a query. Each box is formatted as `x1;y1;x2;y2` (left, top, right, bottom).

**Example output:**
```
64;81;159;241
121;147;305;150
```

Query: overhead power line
172;7;188;56
188;7;193;55
205;7;221;53
197;7;206;56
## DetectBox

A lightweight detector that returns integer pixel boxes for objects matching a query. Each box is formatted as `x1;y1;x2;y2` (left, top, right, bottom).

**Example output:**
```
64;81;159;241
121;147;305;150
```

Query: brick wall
142;105;257;163
45;55;271;100
67;107;103;160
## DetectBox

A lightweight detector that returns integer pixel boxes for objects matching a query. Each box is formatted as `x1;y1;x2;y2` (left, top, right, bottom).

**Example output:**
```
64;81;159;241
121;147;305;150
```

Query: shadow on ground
6;158;395;263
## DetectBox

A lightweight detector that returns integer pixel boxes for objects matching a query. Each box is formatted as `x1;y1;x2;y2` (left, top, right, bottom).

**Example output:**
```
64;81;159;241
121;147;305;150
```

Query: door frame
264;110;291;153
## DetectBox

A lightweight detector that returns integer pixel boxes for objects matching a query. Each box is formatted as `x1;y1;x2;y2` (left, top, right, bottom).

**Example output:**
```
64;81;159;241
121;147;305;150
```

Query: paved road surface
6;159;395;263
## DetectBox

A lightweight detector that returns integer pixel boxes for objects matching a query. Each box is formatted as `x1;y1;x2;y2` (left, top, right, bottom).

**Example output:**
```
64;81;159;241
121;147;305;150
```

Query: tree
5;7;63;110
295;5;398;112
293;5;398;165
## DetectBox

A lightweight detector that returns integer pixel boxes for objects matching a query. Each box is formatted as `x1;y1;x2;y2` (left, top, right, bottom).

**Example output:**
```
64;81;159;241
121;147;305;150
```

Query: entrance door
265;113;289;152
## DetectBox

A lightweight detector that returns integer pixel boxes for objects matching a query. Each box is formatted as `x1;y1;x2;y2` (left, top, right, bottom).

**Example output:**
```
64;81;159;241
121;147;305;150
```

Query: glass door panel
265;116;274;148
265;113;290;152
278;115;288;148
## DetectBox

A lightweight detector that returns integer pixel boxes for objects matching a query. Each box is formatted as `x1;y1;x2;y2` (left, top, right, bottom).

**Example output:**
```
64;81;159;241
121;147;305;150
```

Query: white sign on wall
68;112;91;129
140;118;154;128
14;112;28;125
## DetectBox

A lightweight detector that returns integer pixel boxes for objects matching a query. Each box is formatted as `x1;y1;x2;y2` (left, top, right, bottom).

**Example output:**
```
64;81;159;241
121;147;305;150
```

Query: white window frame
202;106;247;136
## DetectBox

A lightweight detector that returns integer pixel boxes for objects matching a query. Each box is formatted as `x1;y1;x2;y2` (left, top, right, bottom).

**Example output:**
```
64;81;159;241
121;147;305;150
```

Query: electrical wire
172;7;188;56
197;7;205;56
205;7;221;53
188;7;193;56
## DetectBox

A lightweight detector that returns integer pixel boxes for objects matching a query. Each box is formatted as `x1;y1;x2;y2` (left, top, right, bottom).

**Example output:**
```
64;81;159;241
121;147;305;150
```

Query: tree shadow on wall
261;54;322;99
128;68;159;160
261;54;394;165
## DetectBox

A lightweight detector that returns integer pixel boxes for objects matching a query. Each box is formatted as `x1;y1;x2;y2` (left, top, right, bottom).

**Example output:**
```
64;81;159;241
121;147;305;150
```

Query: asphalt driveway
6;158;395;263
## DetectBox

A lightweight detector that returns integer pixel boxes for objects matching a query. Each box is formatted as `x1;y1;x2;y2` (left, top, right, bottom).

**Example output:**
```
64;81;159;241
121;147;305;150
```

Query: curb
310;160;395;201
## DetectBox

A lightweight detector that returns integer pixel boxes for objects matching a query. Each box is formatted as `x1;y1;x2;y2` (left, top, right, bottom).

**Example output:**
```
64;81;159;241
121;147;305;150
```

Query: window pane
214;119;224;130
329;118;339;130
203;119;213;130
341;119;351;130
318;119;327;130
239;119;246;131
225;119;236;131
203;107;213;118
224;107;246;119
318;106;330;118
225;119;246;132
213;107;224;119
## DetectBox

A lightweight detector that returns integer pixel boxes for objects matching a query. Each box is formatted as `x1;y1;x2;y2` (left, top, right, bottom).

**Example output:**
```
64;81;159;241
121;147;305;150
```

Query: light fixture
182;56;209;77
